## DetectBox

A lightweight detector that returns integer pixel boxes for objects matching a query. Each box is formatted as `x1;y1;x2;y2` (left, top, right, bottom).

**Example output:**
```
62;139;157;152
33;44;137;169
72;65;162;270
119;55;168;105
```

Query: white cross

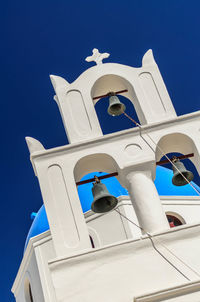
85;48;110;65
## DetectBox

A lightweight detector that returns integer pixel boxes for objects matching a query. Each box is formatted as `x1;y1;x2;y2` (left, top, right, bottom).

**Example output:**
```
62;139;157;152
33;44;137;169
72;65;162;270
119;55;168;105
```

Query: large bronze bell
91;180;118;213
107;93;126;116
172;159;194;186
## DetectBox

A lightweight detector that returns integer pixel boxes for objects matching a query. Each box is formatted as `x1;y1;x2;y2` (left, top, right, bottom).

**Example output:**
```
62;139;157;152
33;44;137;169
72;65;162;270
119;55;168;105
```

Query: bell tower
51;48;177;144
27;49;180;256
12;49;200;302
26;48;178;258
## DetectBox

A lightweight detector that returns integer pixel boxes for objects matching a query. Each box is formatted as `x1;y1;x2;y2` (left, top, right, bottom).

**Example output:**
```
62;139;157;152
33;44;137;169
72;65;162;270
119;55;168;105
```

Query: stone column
126;170;169;234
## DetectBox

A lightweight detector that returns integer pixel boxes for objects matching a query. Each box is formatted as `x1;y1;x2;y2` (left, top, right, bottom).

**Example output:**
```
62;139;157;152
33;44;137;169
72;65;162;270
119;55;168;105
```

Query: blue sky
1;1;200;301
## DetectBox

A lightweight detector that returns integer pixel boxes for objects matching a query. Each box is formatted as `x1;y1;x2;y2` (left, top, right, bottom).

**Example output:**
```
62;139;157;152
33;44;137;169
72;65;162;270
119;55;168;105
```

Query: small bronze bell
107;93;126;116
91;177;118;213
172;158;194;186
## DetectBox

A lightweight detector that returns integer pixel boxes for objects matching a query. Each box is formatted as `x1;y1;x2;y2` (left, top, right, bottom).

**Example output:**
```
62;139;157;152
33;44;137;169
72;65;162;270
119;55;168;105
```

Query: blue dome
24;166;200;249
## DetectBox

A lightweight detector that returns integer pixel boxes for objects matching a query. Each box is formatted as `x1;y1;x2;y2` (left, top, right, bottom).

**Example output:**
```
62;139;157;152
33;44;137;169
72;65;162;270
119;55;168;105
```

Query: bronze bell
172;158;194;186
107;93;126;116
91;179;118;213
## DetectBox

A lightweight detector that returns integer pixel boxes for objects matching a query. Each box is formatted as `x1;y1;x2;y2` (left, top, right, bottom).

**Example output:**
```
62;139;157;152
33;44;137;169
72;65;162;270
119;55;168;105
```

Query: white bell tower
12;49;200;302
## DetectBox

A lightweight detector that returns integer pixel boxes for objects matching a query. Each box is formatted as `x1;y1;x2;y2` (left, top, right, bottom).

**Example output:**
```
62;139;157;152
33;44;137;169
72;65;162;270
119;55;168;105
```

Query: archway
76;171;128;213
95;94;139;135
91;74;146;130
74;153;120;182
166;211;186;228
155;133;200;189
155;152;200;196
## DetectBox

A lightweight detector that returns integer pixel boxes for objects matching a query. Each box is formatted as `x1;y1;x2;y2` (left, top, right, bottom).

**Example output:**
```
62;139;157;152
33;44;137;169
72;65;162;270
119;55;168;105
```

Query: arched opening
155;152;200;195
76;169;129;246
95;94;139;134
77;171;128;213
166;212;185;228
74;153;120;183
91;74;146;135
155;133;200;194
24;278;34;302
74;153;126;215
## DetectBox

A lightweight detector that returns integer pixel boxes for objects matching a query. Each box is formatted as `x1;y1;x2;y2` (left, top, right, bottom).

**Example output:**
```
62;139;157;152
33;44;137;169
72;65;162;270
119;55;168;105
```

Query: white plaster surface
134;280;200;301
51;49;176;144
12;197;200;302
49;225;200;302
28;110;200;258
12;50;200;302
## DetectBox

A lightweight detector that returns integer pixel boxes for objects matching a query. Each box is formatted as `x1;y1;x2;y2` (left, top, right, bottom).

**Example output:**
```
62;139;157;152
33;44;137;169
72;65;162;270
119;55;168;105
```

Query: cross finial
85;48;110;65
